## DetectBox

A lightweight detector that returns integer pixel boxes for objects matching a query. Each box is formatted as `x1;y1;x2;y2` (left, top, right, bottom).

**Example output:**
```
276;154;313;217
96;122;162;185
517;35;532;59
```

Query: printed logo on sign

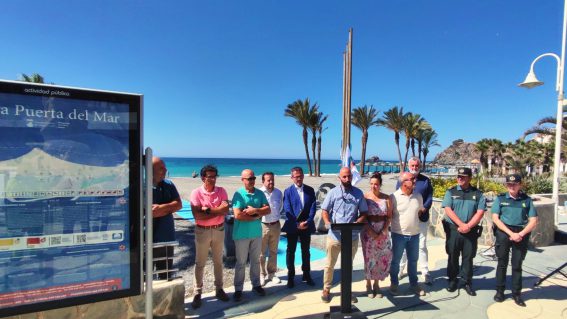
50;236;62;246
76;234;87;244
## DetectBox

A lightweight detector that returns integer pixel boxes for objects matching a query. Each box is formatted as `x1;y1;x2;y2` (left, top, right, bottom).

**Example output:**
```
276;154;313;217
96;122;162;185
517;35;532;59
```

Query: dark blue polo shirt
153;179;180;242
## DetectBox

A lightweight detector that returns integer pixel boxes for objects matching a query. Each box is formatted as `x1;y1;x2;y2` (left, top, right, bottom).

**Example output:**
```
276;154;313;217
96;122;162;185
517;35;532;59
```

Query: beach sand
169;173;400;297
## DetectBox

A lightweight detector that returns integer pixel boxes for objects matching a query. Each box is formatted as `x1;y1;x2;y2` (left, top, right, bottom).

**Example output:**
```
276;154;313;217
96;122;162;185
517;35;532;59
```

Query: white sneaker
260;276;269;286
270;275;281;284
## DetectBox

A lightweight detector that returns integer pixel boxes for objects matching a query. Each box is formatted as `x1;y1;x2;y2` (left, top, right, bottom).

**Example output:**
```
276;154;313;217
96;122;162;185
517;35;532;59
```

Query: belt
263;221;279;226
503;224;525;232
197;223;224;229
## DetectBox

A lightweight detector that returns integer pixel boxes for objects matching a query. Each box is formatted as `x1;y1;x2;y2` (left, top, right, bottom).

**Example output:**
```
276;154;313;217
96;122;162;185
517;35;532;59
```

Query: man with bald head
389;172;425;296
231;169;271;302
320;167;368;303
152;157;182;279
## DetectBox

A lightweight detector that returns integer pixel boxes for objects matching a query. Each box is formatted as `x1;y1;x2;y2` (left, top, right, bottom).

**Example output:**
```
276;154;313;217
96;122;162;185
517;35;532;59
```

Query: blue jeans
390;232;420;286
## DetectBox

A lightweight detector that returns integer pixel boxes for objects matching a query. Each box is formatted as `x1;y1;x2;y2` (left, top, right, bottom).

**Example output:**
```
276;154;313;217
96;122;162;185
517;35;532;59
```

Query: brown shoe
216;289;229;302
321;289;331;303
191;294;202;309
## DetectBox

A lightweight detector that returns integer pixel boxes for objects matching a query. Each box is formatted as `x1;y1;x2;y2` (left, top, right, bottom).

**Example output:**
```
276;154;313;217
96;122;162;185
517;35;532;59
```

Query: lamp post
518;0;567;227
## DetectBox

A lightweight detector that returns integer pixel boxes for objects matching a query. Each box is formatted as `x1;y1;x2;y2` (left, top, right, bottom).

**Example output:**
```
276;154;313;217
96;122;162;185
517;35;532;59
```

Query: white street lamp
518;0;567;227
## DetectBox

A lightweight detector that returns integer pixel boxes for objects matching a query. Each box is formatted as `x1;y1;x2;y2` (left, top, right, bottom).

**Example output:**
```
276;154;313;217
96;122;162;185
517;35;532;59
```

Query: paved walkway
185;228;567;318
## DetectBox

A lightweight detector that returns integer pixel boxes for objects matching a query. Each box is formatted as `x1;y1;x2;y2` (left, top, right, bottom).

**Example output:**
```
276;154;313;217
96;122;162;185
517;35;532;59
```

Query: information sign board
0;80;142;317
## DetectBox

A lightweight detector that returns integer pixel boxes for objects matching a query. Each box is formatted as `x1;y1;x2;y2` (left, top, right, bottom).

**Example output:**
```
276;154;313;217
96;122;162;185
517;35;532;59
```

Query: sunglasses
243;176;257;181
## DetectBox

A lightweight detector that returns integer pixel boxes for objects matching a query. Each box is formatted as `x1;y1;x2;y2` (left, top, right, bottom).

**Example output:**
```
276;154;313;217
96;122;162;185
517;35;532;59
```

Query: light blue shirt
321;185;368;241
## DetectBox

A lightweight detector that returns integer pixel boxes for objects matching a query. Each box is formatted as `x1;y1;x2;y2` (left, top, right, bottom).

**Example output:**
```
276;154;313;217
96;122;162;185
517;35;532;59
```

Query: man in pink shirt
190;164;230;308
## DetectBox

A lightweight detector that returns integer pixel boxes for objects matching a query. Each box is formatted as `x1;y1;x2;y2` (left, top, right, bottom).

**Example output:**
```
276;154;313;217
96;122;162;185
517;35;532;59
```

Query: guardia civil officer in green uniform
441;167;486;296
491;174;537;307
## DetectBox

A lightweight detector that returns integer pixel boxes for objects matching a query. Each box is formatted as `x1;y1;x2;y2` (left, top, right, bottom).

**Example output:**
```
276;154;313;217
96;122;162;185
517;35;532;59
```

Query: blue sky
0;0;564;161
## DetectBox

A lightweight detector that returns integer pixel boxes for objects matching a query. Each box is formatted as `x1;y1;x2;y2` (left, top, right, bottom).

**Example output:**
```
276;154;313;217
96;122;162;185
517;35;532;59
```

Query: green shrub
524;174;552;194
431;176;506;199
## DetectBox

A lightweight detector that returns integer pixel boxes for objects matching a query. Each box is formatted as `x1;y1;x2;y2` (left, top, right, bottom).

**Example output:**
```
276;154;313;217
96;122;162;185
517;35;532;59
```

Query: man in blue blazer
282;167;317;288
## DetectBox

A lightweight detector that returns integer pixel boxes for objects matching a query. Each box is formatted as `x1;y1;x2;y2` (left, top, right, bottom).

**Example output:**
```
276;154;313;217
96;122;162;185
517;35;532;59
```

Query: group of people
150;156;538;310
152;157;318;308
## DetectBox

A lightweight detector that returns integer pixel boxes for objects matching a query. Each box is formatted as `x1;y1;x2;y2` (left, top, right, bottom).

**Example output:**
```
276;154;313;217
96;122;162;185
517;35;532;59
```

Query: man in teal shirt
441;167;486;296
232;169;271;302
491;174;537;307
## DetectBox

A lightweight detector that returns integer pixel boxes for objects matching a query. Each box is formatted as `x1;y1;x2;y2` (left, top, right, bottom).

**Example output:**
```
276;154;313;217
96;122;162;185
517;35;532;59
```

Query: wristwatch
204;207;211;215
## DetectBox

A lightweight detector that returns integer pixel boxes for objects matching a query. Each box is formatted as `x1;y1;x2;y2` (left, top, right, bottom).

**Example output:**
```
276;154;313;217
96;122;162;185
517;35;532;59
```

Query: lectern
330;222;364;314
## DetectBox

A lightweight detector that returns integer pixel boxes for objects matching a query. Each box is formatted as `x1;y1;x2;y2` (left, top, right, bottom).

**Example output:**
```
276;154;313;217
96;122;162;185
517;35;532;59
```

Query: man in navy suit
282;167;317;288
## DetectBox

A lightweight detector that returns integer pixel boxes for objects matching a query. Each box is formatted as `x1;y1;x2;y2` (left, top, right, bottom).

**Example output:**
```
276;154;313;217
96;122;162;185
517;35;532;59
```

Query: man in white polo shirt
389;172;425;297
259;172;283;286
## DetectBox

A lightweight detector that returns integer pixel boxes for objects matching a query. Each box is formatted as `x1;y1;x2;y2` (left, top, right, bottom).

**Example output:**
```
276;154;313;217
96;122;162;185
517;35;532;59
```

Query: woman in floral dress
360;172;393;298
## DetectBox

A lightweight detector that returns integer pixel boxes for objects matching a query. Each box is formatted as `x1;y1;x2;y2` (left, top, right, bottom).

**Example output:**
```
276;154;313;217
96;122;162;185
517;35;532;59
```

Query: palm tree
315;113;329;177
504;140;535;177
285;98;315;176
411;118;431;159
19;73;45;83
421;129;440;170
415;125;433;163
308;106;321;175
351;105;380;175
523;116;567;155
475;138;491;174
401;112;429;168
377;106;406;172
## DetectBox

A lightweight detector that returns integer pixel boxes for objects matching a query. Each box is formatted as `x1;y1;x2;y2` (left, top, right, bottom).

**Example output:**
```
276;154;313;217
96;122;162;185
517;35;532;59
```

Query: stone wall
429;195;556;247
5;279;185;319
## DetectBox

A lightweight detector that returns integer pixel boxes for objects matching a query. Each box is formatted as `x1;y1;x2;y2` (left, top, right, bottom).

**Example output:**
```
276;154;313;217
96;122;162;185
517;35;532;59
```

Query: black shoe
253;286;266;296
233;291;243;302
191;294;202;309
464;284;476;296
287;279;295;288
216;289;229;302
513;294;526;307
303;273;315;286
493;291;505;303
446;281;458;292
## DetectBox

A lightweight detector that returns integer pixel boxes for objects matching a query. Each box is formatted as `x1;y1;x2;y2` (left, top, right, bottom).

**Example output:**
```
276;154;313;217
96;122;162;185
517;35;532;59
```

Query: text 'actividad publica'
0;104;121;123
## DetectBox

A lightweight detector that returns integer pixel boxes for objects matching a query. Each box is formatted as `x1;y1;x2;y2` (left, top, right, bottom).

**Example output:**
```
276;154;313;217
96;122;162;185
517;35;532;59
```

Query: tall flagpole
342;28;353;165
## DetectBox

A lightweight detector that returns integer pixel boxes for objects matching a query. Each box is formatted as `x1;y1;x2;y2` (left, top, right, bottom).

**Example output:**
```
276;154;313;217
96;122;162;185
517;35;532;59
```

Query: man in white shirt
259;172;283;285
389;172;426;297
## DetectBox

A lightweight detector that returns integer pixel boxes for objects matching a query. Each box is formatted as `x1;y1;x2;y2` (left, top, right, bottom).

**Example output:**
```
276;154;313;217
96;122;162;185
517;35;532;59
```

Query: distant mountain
432;139;480;165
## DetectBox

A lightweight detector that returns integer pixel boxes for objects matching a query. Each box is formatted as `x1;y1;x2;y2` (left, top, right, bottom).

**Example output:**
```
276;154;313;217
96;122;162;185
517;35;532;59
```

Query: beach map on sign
0;148;128;201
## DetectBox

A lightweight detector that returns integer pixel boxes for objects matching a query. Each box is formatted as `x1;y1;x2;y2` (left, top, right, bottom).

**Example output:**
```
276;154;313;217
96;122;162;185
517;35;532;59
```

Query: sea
162;157;447;178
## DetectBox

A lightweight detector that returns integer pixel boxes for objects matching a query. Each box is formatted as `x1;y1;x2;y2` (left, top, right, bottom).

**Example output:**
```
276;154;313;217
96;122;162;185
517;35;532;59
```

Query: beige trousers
260;222;281;277
323;236;359;290
194;225;225;294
